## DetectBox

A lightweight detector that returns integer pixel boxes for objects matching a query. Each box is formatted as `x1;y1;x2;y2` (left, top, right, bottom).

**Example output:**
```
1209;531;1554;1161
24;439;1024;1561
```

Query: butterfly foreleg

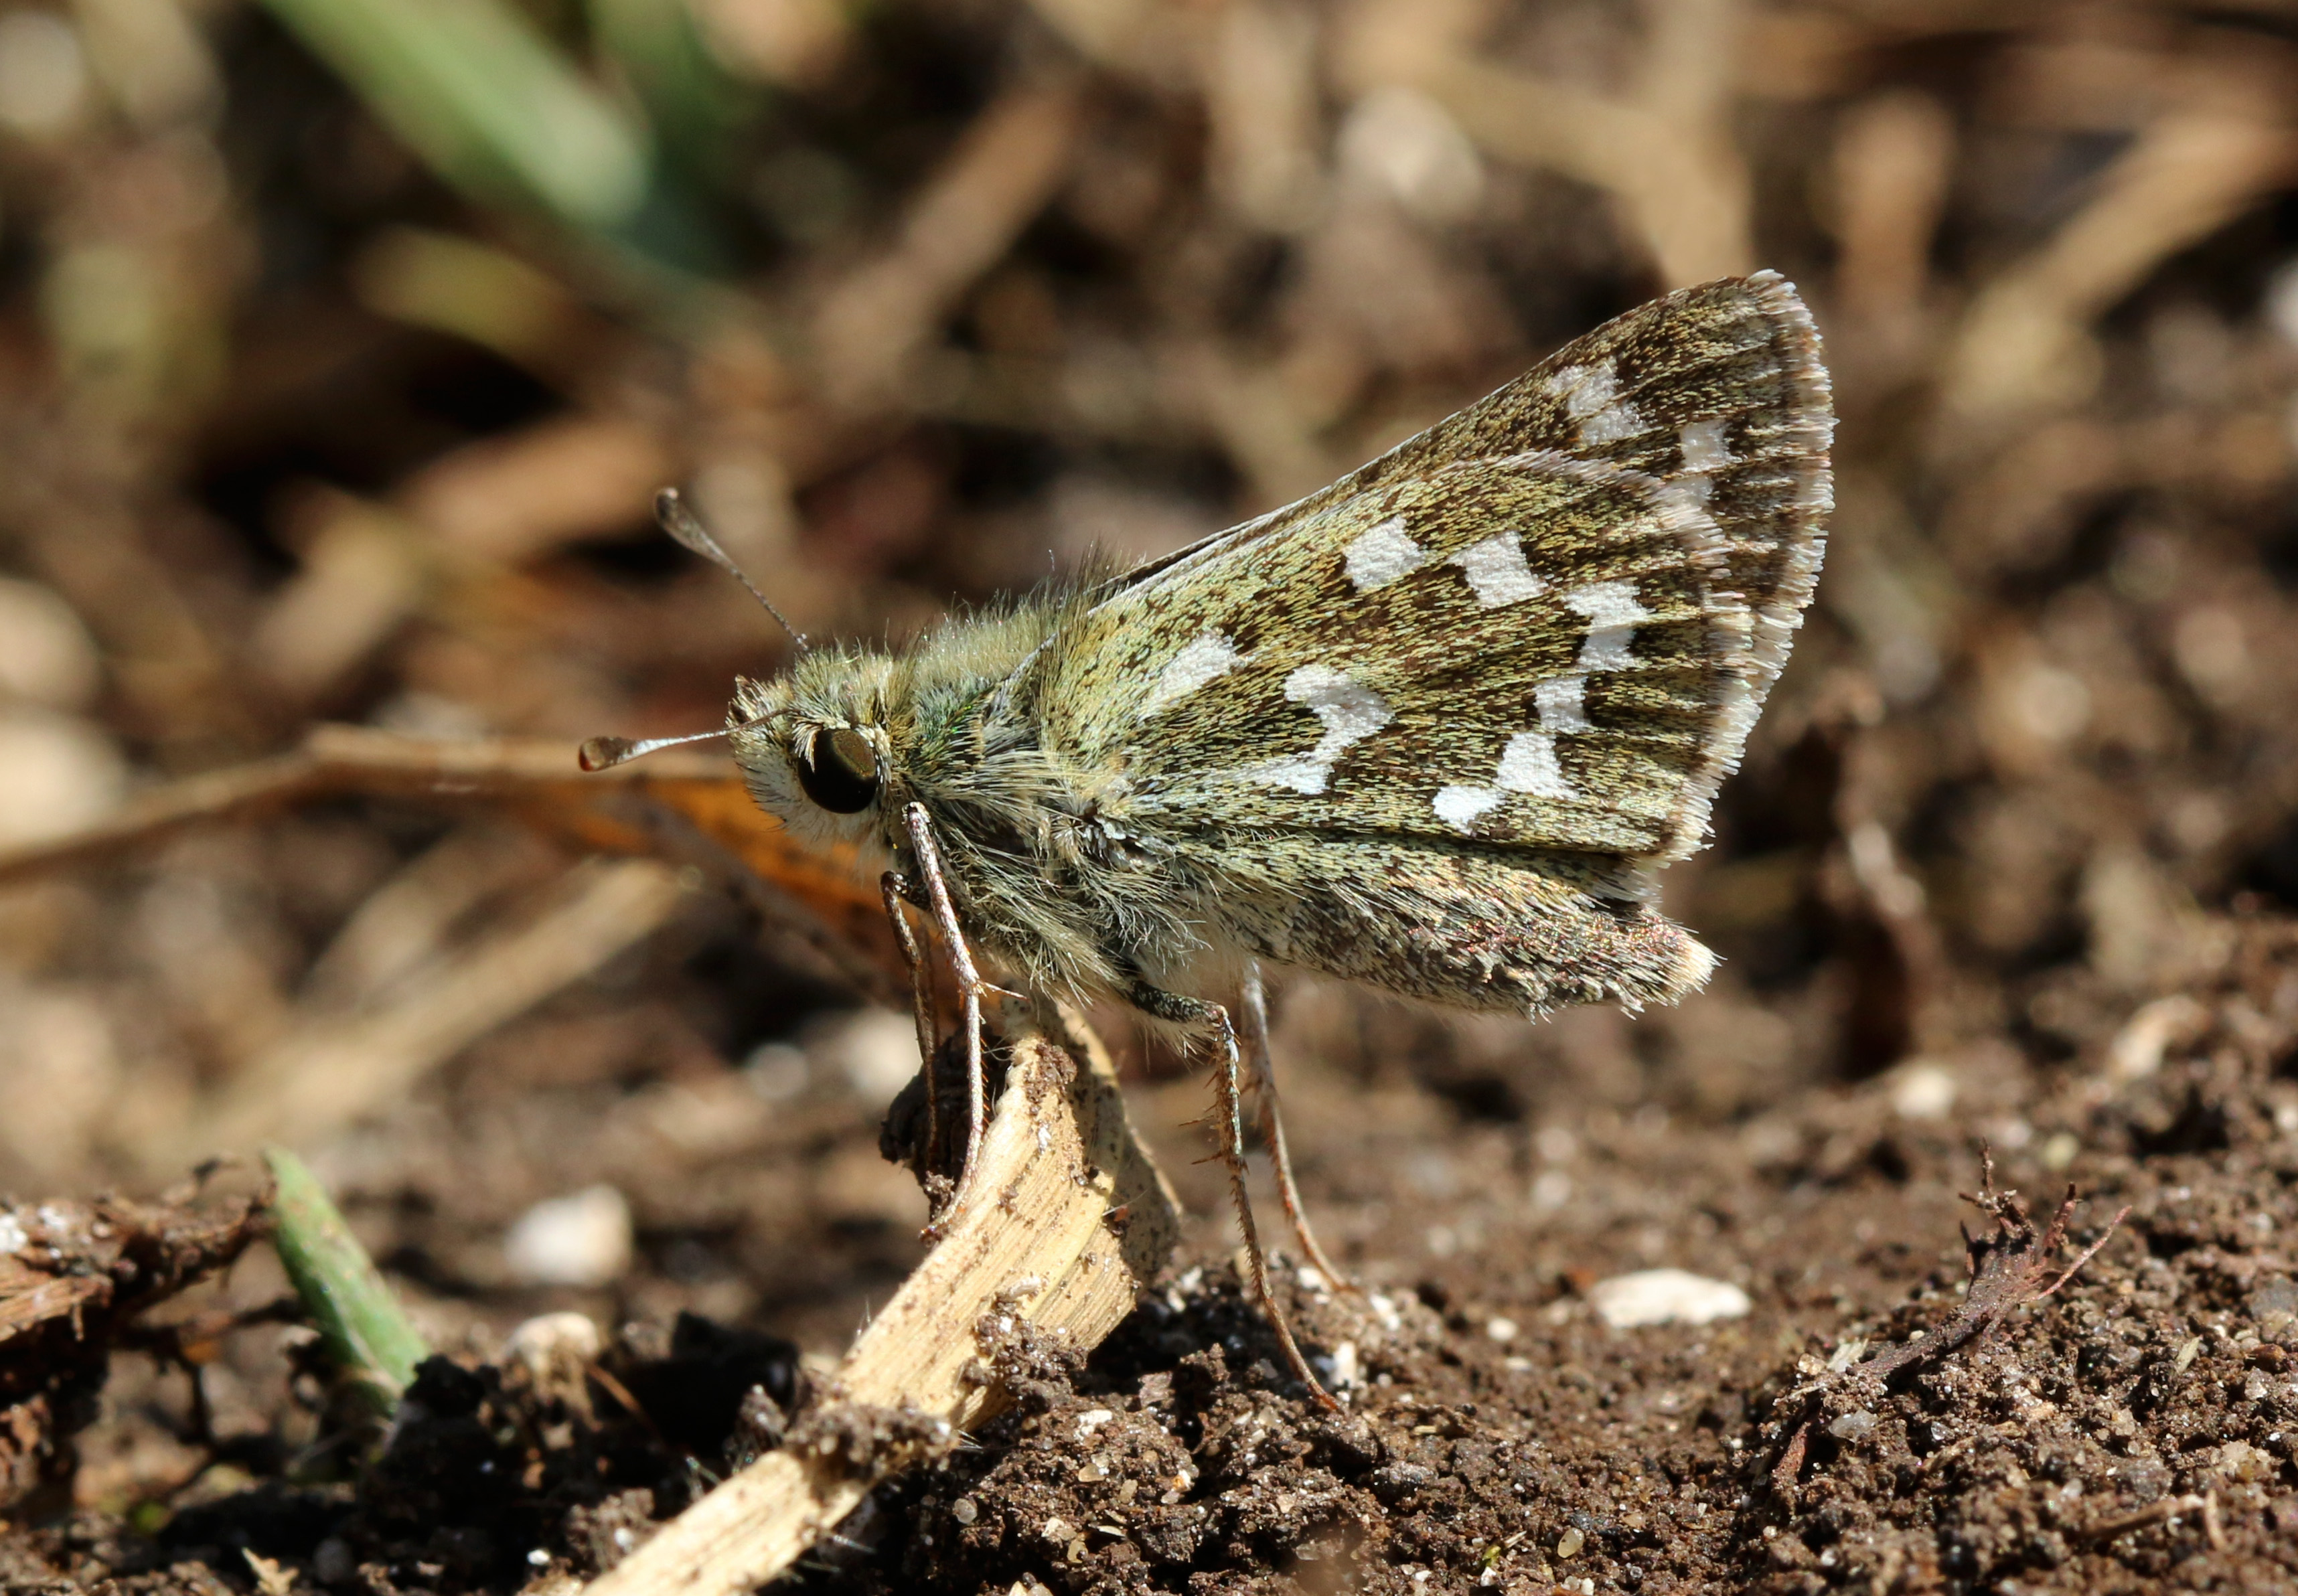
899;802;995;1222
1239;962;1351;1293
1124;975;1340;1413
879;869;945;1178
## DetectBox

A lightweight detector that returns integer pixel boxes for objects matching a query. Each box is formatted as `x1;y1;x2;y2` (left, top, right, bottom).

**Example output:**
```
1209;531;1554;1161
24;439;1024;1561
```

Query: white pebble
0;708;125;846
504;1185;632;1287
0;579;100;708
1587;1268;1752;1328
805;1009;920;1107
501;1309;604;1372
1889;1061;1957;1119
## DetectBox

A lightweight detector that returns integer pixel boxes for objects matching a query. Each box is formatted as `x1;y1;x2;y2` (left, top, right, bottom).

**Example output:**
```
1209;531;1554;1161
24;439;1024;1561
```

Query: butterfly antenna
654;487;810;653
579;704;789;772
579;727;730;772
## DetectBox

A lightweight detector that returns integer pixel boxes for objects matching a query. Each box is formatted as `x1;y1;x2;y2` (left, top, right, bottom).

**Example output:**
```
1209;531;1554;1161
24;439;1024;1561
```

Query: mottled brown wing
1035;271;1832;868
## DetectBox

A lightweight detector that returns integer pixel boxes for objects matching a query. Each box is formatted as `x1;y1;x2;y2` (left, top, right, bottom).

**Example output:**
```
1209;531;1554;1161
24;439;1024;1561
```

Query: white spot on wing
1563;580;1652;672
1535;673;1590;733
1431;730;1577;832
1247;665;1393;795
1549;358;1643;447
1140;631;1248;718
1495;730;1573;798
1433;785;1501;830
1547;361;1616;418
1679;418;1732;471
1344;516;1425;592
1452;534;1547;608
1579;400;1646;447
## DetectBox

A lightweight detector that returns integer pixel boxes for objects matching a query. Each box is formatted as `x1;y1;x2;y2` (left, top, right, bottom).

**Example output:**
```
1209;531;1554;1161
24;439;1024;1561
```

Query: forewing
1038;271;1832;865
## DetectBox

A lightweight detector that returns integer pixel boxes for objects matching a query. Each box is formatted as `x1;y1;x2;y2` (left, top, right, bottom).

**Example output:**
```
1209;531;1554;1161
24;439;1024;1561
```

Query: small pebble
503;1309;603;1366
501;1310;603;1401
0;709;125;846
1586;1268;1752;1328
311;1539;354;1584
0;579;100;708
1827;1410;1878;1441
805;1009;921;1107
504;1185;633;1287
1889;1061;1957;1119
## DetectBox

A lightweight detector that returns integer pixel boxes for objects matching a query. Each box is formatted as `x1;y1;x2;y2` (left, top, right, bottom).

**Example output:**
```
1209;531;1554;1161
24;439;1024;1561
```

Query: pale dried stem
0;724;720;888
814;80;1087;408
1938;104;2298;433
581;1005;1179;1596
1361;0;1756;288
142;857;691;1173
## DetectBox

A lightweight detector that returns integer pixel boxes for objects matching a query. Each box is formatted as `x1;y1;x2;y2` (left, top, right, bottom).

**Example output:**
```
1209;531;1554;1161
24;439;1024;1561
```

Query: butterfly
586;270;1833;1407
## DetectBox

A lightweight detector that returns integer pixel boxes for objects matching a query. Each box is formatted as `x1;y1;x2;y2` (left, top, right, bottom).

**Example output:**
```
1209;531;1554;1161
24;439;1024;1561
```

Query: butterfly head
728;655;898;850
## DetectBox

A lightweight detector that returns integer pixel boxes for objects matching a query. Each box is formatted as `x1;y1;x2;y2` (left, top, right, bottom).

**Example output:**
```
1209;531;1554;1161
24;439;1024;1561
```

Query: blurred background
2;0;2298;1487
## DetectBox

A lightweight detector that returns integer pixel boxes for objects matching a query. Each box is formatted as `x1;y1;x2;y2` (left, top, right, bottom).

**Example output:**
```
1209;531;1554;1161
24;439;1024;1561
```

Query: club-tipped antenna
654;487;810;653
579;727;731;772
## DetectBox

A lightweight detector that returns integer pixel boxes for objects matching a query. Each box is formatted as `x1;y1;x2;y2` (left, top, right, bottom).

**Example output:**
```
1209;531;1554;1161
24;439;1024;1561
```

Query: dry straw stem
0;724;899;986
0;724;913;1174
256;414;674;703
144;855;690;1171
1343;0;1754;288
1939;91;2298;436
583;1005;1179;1596
813;78;1088;409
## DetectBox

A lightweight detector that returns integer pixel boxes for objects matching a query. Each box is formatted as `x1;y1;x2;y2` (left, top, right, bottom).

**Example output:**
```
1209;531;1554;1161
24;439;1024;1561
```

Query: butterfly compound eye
796;725;880;813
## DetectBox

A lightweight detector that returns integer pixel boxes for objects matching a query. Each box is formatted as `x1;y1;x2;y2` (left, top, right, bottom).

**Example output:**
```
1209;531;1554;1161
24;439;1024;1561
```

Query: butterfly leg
1124;977;1340;1413
901;803;992;1211
1239;962;1351;1293
879;870;943;1173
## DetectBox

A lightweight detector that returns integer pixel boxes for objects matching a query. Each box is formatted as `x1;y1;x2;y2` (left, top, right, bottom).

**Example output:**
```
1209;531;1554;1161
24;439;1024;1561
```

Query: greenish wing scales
1037;271;1833;870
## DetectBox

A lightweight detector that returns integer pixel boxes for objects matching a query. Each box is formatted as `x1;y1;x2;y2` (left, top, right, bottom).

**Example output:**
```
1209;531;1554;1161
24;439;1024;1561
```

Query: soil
5;914;2298;1595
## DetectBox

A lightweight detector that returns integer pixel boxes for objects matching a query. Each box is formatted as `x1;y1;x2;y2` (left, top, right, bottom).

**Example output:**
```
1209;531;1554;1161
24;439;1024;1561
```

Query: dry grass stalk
582;1004;1178;1596
1364;0;1754;287
1939;104;2298;434
0;726;893;969
814;80;1089;409
144;856;690;1170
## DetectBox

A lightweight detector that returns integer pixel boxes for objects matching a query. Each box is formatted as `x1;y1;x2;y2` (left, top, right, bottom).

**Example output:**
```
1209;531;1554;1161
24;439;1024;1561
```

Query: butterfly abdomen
1183;833;1713;1018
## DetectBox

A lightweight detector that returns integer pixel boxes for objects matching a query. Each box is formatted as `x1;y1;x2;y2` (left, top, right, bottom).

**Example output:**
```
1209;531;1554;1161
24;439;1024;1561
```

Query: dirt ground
10;0;2298;1591
9;915;2298;1596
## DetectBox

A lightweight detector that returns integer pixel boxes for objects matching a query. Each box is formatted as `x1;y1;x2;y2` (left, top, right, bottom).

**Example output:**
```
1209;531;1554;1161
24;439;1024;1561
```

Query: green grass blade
256;0;651;234
264;1145;430;1416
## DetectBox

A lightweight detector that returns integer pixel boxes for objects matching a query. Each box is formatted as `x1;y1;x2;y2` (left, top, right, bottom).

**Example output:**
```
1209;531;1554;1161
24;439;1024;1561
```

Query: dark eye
795;726;879;813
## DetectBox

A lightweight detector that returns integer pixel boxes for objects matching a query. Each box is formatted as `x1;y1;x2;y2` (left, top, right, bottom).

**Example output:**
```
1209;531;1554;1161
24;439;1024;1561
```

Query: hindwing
1032;271;1833;868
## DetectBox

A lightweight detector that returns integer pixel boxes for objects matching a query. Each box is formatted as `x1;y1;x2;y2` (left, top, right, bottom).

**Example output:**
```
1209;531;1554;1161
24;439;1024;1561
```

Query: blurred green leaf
258;0;652;235
589;0;757;176
265;1145;430;1419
